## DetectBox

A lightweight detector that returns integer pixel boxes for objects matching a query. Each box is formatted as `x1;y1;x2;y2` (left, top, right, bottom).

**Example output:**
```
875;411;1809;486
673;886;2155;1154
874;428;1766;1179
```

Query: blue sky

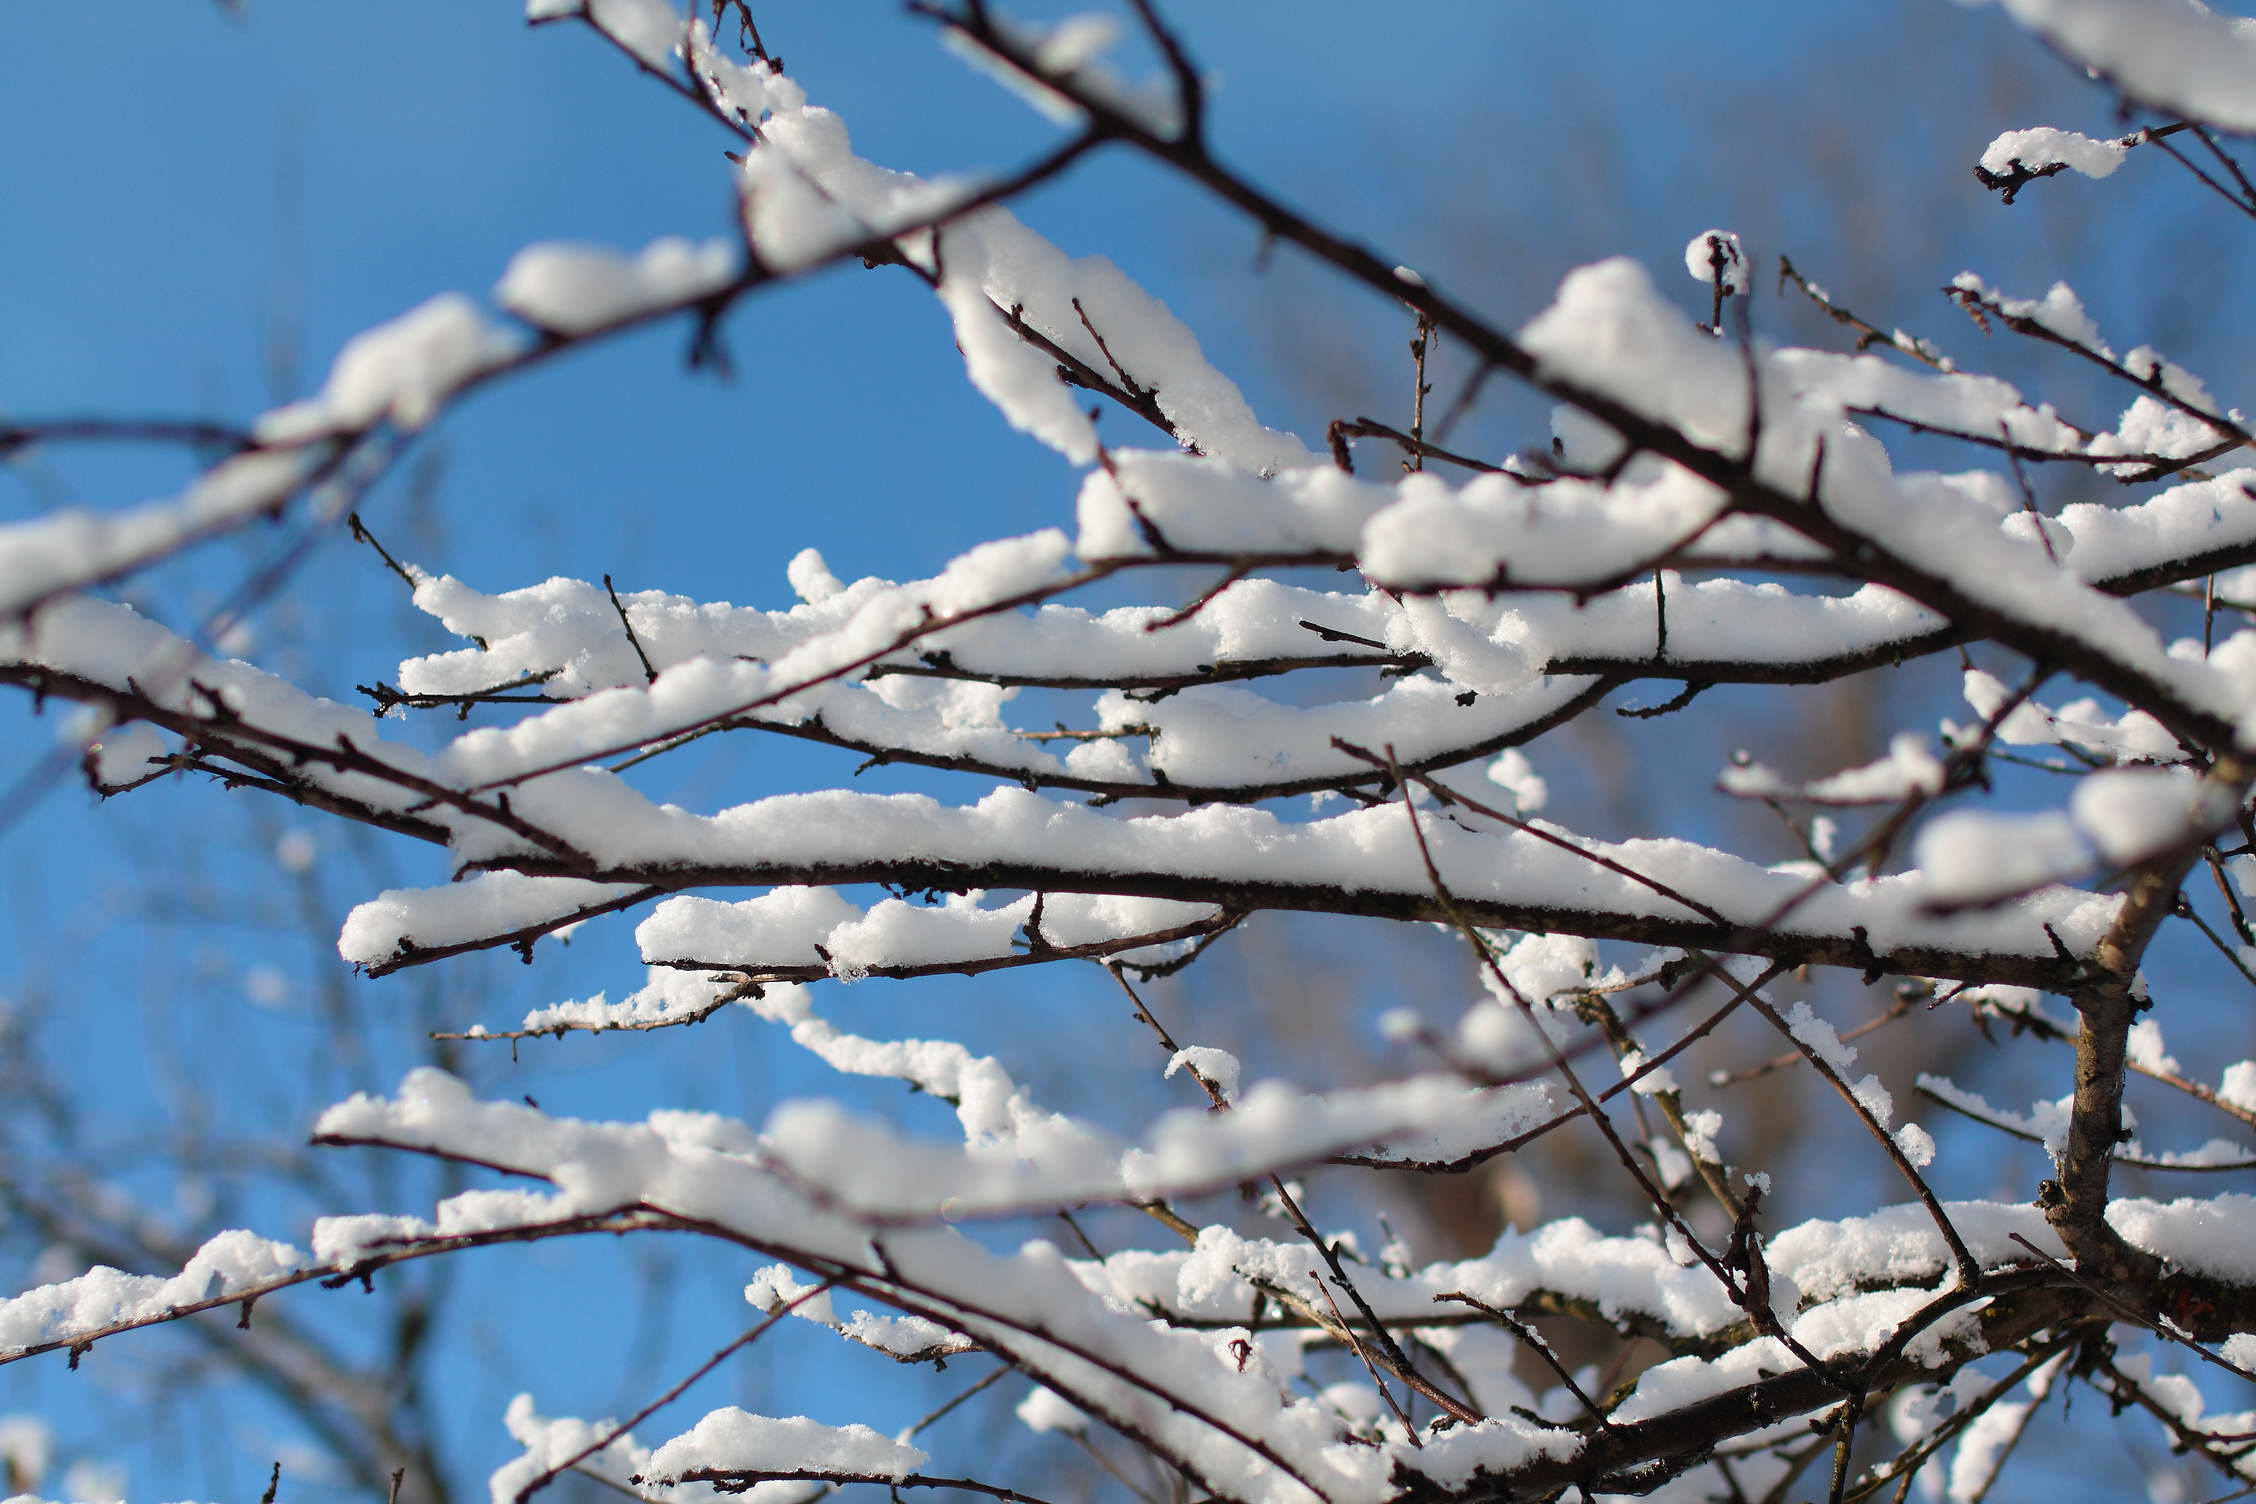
2;2;2241;1500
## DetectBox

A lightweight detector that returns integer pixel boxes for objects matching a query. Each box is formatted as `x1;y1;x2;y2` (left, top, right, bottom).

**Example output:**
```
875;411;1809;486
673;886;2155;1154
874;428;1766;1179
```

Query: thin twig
604;573;660;684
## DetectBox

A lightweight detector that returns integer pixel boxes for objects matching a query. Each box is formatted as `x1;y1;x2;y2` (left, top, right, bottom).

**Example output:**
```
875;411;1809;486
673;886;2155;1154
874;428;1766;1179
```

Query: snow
747;1266;963;1362
1911;808;2088;902
336;779;2124;986
1165;1047;1242;1100
312;1072;1430;1504
24;18;2256;1496
1016;1388;1091;1434
1784;1001;1902;1131
1611;1288;1977;1430
641;888;1214;979
1894;1123;1938;1168
2090;393;2224;473
1523;258;1762;463
2070;765;2205;864
2220;1060;2256;1114
739;149;865;272
1679;1109;1724;1164
1485;747;1549;812
1979;125;2130;180
219;1038;2256;1504
1620;1049;1679;1098
1723;733;1946;805
1682;229;1746;293
1916;1077;2073;1157
642;1410;927;1486
339;874;644;968
0;1419;52;1495
1924;1072;2256;1170
0;1231;305;1356
1912;763;2212;903
1508;259;2254;734
1968;0;2256;132
557;0;686;71
1950;274;2110;355
262;294;521;436
496;237;737;335
2106;1192;2256;1281
938;269;1102;463
488;1393;702;1504
1767;1200;2061;1301
1962;669;2182;762
515;966;738;1035
2122;345;2225;415
707;55;1305;473
0;447;320;615
941;12;1182;135
82;723;166;790
1135;1215;1749;1341
688;27;803;124
357;442;2256;835
1947;1395;2031;1502
1357;466;1731;594
2125;1019;2184;1086
755;1072;1553;1221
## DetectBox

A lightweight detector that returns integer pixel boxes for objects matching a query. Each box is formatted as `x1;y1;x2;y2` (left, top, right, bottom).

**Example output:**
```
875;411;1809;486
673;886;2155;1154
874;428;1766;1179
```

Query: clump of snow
1645;1136;1694;1192
2106;1192;2256;1282
538;0;685;70
489;1393;662;1504
1165;1047;1241;1100
1684;230;1746;294
0;1415;53;1493
0;1230;305;1355
746;1266;961;1361
2219;1060;2256;1115
1485;747;1548;812
339;873;643;969
1680;1109;1724;1164
1769;1200;2061;1301
1914;762;2210;903
1951;274;2110;356
786;548;846;604
1016;1387;1090;1435
262;294;521;436
2126;1018;2179;1078
1893;1122;1937;1168
1960;669;2179;762
643;1409;926;1486
1948;1394;2033;1501
1619;1048;1678;1098
496;237;736;335
1979;125;2128;180
739;149;864;271
1911;808;2087;902
938;269;1100;462
1723;733;1945;805
83;724;166;790
1967;0;2256;133
2069;765;2204;865
0;447;322;615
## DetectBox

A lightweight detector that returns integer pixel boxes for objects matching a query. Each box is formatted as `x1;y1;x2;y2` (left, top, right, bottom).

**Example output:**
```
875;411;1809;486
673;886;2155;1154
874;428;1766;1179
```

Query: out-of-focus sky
1;2;2236;1499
